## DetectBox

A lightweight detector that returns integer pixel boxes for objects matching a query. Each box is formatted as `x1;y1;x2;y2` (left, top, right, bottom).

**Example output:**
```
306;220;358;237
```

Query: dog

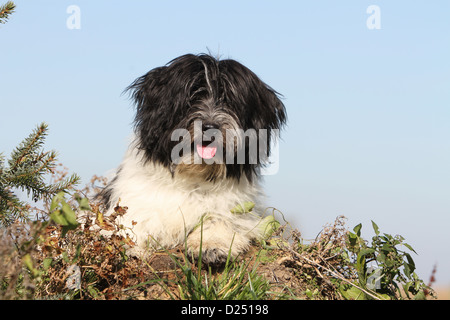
98;53;286;264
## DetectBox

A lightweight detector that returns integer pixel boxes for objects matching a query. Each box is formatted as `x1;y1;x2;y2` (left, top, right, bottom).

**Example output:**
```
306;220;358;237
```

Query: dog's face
126;54;286;182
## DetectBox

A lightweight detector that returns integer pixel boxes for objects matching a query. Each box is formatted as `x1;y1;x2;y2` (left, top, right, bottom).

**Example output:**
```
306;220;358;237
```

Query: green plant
341;221;433;300
174;252;271;300
0;1;15;24
0;123;80;227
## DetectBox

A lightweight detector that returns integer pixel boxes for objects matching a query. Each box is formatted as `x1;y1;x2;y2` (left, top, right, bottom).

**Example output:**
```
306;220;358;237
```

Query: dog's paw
186;241;231;266
125;245;152;260
186;218;254;266
198;248;229;266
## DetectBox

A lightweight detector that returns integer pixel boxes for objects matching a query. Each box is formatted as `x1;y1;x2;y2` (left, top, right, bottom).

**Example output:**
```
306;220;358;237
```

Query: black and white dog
99;54;286;264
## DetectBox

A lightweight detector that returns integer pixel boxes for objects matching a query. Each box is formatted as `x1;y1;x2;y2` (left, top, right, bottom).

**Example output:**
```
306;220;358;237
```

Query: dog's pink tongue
196;144;217;159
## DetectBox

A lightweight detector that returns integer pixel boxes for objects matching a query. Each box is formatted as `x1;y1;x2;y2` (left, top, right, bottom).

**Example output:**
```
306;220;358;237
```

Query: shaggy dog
99;53;286;264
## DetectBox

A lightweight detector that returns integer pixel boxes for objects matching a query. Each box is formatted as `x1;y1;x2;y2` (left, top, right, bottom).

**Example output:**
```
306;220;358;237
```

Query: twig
286;247;384;300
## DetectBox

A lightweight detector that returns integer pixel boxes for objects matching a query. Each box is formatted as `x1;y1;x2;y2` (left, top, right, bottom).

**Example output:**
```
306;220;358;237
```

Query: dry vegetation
0;173;438;300
0;207;345;299
0;170;438;300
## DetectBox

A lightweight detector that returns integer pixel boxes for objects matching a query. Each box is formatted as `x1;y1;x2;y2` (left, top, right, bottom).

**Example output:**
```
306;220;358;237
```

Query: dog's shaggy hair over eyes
99;53;286;264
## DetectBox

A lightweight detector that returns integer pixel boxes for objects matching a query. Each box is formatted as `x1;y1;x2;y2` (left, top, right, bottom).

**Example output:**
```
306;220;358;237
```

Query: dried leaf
96;211;115;231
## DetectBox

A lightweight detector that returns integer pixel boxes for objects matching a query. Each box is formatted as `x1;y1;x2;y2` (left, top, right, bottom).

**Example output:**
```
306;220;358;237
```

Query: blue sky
1;1;449;286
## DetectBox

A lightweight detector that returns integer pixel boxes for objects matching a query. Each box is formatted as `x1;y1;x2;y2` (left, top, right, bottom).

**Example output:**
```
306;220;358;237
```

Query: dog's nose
202;123;219;132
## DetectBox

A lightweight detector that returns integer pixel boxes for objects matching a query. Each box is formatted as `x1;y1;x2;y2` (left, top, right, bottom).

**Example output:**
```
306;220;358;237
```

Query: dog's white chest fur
107;146;264;262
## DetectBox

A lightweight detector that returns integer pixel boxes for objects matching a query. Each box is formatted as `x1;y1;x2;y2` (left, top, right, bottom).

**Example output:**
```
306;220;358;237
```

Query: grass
0;176;437;300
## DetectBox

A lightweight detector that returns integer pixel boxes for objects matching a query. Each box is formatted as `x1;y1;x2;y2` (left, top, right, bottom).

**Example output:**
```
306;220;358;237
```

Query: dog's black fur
99;54;286;211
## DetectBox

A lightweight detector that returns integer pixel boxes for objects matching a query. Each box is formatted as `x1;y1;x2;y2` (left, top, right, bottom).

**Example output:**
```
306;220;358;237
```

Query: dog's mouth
196;142;217;160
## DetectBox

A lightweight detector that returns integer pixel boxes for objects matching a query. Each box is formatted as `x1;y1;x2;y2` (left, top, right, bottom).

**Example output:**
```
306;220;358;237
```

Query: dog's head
126;53;286;182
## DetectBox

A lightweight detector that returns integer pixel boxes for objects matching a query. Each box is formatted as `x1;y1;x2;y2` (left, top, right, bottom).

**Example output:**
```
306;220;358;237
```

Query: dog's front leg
186;216;251;266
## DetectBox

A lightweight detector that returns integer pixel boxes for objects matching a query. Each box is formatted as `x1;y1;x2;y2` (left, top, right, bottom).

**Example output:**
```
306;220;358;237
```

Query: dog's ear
126;66;165;114
125;62;192;165
219;59;286;132
125;54;211;137
124;54;220;165
219;59;286;167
